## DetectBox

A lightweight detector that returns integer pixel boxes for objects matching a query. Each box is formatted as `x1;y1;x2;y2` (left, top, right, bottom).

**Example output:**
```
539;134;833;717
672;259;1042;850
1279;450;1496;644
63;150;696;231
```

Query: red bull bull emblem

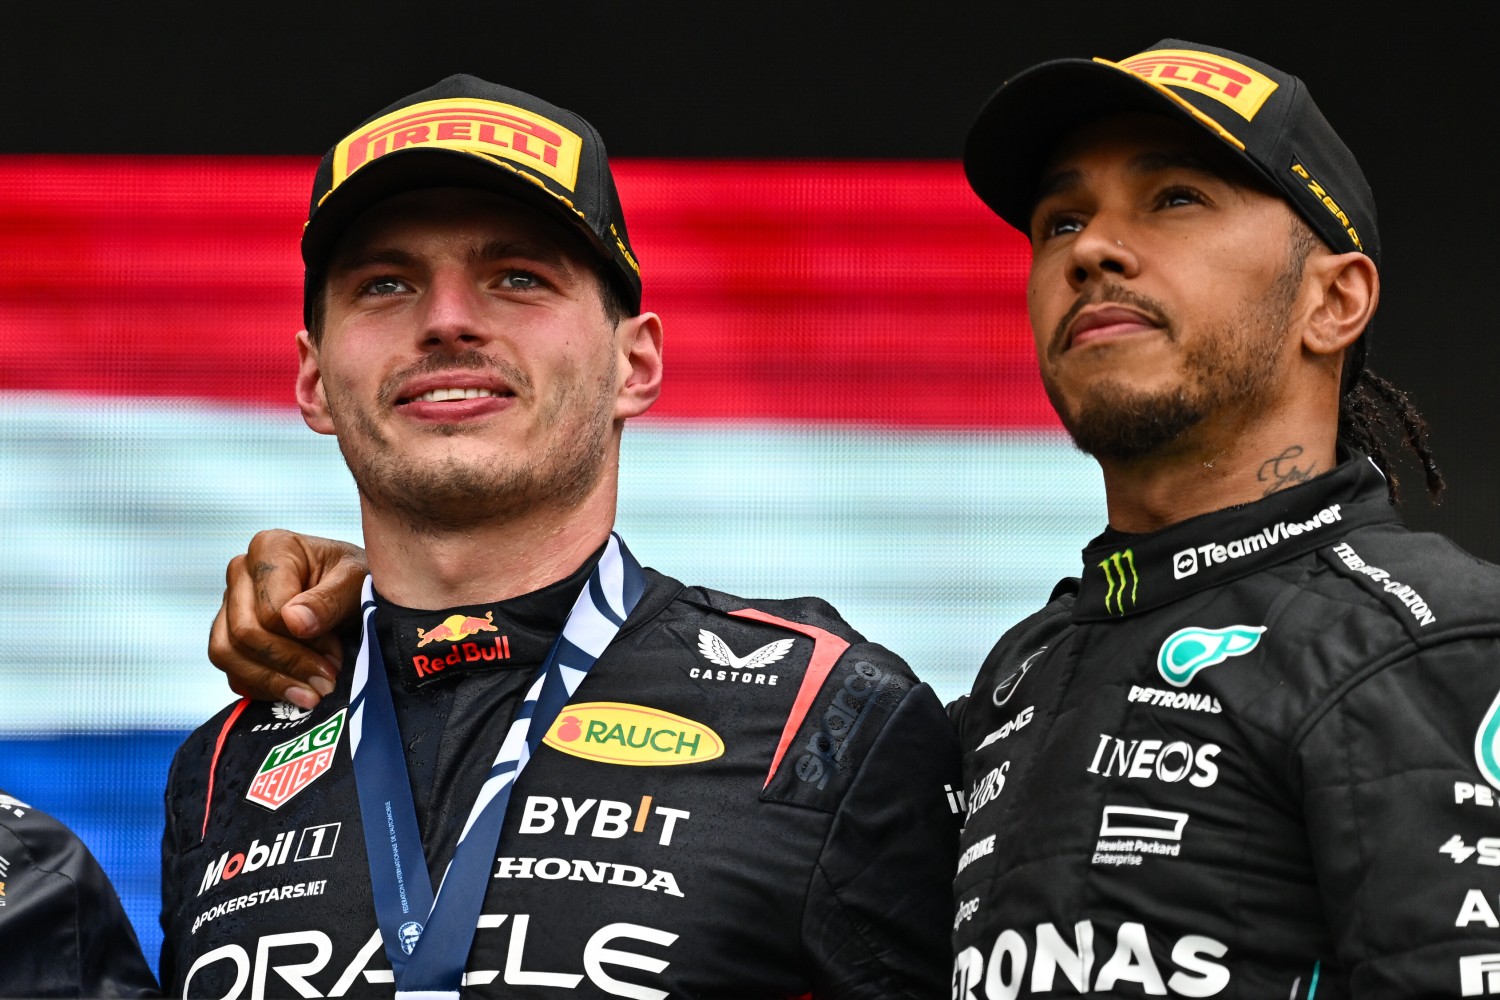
417;610;499;646
412;611;511;679
246;710;346;811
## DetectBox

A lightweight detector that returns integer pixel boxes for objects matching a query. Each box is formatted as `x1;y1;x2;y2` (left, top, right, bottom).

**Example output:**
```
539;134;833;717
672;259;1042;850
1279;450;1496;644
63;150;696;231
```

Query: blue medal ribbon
348;532;643;998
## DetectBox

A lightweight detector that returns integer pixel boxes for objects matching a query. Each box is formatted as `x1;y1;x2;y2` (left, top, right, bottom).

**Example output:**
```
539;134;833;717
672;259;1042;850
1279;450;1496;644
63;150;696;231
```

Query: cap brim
964;57;1264;236
301;148;615;315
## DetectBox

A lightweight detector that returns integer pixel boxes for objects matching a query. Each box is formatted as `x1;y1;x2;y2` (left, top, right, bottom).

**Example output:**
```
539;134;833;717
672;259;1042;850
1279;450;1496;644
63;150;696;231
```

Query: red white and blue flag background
0;157;1103;967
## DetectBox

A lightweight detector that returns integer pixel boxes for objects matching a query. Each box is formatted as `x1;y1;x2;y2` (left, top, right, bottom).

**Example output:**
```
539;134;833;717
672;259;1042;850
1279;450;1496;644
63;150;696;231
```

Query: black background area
7;0;1498;557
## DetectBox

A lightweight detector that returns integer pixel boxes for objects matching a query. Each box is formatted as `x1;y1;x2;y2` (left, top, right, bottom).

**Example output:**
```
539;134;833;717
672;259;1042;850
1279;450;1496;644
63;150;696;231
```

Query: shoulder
1314;521;1500;638
1246;521;1500;700
0;791;158;997
656;581;955;809
677;581;872;645
0;790;83;871
951;584;1077;738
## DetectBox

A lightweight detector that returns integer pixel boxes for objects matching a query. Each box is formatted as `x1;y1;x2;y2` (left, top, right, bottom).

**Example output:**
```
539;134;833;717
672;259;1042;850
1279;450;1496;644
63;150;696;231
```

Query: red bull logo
417;610;500;647
246;710;345;811
332;98;583;193
412;637;513;678
1115;47;1279;121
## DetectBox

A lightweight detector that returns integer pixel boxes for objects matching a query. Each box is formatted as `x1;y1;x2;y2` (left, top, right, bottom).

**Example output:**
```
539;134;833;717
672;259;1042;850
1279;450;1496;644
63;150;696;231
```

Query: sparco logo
796;659;902;789
1174;503;1343;579
198;823;340;896
1099;549;1139;615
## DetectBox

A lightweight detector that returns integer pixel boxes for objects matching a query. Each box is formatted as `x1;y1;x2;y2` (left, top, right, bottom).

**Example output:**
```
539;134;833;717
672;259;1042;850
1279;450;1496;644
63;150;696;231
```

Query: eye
361;276;410;296
1157;185;1206;209
498;270;550;291
1032;210;1086;243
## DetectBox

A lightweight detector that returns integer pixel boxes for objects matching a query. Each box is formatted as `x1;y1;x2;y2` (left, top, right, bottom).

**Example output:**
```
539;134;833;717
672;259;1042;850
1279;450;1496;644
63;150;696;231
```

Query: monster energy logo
1099;549;1139;615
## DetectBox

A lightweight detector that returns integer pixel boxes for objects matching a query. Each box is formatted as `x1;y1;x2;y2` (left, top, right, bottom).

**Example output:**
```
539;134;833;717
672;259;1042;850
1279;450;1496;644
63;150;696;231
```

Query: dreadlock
1337;367;1445;504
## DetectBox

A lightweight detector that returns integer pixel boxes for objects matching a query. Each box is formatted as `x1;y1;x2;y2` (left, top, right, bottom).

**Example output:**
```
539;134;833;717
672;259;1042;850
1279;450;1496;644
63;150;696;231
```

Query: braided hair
1337;367;1444;504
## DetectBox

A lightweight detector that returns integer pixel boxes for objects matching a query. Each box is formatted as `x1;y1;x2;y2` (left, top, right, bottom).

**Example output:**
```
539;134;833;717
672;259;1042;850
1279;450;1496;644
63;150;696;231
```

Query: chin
1049;379;1207;463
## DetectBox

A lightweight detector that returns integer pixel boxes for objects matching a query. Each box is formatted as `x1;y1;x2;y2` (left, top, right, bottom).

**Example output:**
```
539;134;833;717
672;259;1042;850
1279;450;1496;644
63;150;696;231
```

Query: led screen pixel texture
0;157;1100;972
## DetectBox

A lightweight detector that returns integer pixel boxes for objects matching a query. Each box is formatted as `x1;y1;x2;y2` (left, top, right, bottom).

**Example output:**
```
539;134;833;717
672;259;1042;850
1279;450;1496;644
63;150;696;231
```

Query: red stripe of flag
0;157;1055;429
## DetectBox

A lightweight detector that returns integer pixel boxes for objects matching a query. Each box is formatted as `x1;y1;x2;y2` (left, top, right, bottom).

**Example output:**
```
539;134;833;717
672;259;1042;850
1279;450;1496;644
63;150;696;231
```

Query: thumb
282;549;367;638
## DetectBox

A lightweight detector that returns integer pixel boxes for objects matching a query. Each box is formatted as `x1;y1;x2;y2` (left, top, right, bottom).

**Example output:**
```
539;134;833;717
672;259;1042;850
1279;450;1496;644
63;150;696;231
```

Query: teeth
415;387;497;403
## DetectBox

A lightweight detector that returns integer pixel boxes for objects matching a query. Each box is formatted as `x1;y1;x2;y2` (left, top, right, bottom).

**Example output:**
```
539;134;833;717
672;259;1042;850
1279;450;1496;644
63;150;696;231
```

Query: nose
1066;221;1140;291
418;268;488;351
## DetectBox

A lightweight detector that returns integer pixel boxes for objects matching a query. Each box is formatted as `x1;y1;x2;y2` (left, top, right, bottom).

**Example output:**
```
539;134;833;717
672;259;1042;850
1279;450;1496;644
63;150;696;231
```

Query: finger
223;547;334;686
282;548;368;640
276;534;367;641
242;532;326;636
209;599;326;706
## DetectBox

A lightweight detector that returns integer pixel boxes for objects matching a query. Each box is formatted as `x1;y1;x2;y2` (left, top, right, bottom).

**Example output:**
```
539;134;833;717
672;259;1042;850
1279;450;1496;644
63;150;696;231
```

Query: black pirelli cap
964;39;1378;264
301;74;641;326
963;39;1378;385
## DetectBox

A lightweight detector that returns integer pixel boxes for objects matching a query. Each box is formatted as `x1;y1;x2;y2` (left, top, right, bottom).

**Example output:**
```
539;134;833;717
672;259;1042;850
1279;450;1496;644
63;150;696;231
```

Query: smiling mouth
405;387;504;404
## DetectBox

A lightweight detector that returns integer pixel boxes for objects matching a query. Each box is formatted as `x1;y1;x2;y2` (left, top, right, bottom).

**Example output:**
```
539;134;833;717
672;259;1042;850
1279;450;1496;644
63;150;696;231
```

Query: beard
1044;257;1304;464
326;349;617;535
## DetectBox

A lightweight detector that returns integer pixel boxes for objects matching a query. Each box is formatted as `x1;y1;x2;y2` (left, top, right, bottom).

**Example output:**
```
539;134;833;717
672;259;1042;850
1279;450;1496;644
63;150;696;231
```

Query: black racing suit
950;457;1500;998
0;790;160;998
161;565;961;999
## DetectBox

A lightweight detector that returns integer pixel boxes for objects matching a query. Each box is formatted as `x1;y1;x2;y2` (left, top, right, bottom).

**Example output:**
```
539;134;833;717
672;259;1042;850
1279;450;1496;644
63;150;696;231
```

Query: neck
1097;408;1338;535
359;476;619;610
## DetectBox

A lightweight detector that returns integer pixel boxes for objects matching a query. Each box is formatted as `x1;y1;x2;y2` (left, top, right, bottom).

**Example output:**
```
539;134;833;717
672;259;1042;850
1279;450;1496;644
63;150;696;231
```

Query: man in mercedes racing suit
948;39;1500;997
0;789;159;997
158;75;960;999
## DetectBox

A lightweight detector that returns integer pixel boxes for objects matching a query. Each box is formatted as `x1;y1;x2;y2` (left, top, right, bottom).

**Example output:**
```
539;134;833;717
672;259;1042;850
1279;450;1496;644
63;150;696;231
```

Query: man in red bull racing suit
948;39;1500;997
158;74;959;999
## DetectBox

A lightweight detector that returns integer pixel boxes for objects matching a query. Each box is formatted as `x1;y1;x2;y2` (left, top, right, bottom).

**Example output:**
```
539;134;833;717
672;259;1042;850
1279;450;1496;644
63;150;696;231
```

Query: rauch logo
543;703;724;767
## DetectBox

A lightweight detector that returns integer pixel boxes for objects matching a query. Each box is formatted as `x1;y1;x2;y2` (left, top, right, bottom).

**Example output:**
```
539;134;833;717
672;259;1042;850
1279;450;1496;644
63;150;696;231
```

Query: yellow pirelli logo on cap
333;98;584;192
1116;48;1279;121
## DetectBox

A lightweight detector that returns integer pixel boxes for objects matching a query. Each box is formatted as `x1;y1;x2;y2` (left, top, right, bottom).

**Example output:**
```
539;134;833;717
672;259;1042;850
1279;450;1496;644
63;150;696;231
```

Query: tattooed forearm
1257;445;1317;496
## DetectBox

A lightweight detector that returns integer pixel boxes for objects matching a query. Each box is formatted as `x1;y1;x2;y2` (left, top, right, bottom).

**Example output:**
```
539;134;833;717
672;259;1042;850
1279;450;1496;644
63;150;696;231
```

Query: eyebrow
328;239;576;279
1033;150;1227;204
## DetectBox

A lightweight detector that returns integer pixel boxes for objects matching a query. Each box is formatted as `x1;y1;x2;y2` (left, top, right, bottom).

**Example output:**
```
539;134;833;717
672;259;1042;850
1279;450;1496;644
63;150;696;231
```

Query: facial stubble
325;349;618;536
1045;245;1308;463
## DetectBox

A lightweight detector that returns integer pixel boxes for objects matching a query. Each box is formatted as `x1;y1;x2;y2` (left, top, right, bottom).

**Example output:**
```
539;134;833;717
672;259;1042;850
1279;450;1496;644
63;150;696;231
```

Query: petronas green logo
1099;549;1139;615
1476;688;1500;792
1157;625;1267;687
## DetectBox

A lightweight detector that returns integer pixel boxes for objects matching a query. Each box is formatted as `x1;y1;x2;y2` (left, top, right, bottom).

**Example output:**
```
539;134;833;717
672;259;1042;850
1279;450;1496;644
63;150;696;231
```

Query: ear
1302;251;1379;359
295;330;337;435
614;311;664;420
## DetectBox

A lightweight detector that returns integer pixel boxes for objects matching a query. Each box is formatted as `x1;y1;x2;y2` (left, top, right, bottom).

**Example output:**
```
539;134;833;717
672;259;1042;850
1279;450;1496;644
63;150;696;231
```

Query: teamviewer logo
1173;548;1199;580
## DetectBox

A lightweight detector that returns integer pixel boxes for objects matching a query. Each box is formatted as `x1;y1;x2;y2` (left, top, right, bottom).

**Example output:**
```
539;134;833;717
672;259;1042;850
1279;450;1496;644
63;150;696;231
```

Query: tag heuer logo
246;709;346;810
1157;626;1266;687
